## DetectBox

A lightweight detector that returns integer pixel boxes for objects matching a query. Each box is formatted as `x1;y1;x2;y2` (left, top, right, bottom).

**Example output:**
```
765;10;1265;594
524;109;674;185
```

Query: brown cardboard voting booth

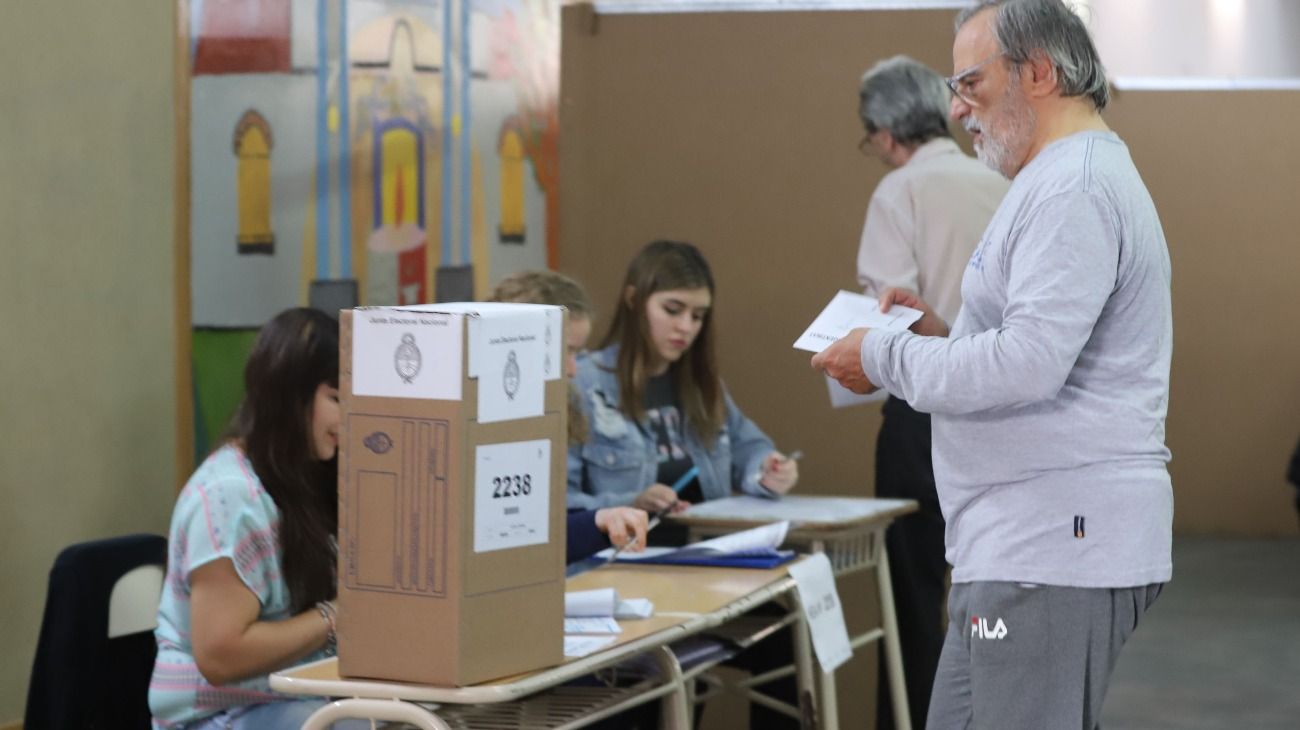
336;304;569;686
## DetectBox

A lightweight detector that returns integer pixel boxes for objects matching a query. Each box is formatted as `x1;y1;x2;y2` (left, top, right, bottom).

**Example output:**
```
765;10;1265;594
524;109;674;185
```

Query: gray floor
1101;537;1300;730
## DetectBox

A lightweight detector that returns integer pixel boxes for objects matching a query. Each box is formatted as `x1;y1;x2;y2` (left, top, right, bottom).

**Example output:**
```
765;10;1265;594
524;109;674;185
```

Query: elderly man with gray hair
816;1;1173;727
854;54;1007;730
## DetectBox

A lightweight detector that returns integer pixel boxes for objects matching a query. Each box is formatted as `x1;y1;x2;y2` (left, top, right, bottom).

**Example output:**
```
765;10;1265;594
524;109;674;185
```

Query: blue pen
669;465;700;493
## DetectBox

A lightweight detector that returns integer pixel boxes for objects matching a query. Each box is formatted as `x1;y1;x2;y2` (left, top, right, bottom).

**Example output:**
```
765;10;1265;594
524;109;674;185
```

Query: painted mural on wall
187;0;559;456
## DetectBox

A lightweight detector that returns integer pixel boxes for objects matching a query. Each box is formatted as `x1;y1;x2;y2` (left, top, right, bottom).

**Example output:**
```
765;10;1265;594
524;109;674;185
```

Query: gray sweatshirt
861;131;1173;588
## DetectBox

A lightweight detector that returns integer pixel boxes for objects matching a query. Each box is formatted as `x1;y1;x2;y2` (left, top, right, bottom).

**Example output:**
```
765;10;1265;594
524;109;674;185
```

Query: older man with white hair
814;1;1174;727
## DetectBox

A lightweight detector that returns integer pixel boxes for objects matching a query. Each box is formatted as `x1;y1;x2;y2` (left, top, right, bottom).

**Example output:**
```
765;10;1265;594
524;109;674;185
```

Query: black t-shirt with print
644;372;702;505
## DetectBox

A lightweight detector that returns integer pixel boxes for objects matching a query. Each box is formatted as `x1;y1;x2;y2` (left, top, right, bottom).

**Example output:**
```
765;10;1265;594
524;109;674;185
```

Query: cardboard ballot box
337;303;569;686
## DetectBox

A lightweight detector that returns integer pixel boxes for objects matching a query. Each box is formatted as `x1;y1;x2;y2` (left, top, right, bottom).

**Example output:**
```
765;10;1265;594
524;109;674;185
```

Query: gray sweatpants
926;581;1163;730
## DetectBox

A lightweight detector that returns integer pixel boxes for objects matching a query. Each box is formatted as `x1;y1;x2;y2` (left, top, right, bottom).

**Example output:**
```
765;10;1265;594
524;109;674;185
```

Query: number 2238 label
474;439;551;553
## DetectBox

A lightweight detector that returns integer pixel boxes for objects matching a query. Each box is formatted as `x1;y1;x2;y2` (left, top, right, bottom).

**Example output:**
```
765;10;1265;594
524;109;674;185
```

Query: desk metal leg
805;538;839;730
301;698;452;730
790;595;820;729
648;645;691;730
876;544;912;730
818;667;838;730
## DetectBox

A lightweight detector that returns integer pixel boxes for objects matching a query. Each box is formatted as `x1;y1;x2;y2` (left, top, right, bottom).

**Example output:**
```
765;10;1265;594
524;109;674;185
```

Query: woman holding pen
566;239;799;514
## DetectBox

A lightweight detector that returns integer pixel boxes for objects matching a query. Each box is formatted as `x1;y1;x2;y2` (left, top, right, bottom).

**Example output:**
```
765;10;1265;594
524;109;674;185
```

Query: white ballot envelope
826;374;886;407
792;290;924;353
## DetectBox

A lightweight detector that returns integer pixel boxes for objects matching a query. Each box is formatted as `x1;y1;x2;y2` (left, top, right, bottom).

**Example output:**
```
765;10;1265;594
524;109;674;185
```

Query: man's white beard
969;86;1035;179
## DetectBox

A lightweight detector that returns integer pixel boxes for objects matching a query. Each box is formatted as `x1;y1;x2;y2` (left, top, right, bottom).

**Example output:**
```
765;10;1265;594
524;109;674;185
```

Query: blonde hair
490;270;592;317
490;269;592;445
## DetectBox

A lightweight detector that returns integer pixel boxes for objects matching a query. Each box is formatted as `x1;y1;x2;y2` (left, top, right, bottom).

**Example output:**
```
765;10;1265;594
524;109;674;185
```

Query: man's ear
883;131;903;159
1023;50;1058;98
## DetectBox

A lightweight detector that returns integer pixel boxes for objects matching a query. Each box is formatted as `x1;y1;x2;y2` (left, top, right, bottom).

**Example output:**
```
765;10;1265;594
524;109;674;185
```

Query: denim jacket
566;345;777;510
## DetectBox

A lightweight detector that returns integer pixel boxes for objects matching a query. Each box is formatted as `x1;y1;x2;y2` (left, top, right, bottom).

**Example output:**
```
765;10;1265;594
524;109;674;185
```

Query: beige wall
1103;89;1300;536
0;1;177;724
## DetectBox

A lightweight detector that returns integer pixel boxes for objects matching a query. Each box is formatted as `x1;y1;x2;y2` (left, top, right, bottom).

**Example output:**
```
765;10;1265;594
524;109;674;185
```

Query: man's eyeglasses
944;51;1006;107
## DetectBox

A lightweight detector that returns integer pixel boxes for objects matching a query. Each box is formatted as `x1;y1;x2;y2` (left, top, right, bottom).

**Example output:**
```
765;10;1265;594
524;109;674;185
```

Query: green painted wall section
192;329;259;460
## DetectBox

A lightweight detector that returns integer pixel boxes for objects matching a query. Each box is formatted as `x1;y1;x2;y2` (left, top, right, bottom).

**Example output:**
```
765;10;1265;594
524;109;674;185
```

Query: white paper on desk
564;617;622;634
691;520;789;553
564;634;619;658
565;588;655;619
788;553;852;673
683;495;914;526
792;290;923;353
616;598;654;619
594;546;676;561
566;588;616;617
609;521;790;561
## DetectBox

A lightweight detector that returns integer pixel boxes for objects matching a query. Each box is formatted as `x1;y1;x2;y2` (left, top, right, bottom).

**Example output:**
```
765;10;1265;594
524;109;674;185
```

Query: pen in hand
605;515;660;564
757;449;802;493
656;466;699;519
608;466;699;564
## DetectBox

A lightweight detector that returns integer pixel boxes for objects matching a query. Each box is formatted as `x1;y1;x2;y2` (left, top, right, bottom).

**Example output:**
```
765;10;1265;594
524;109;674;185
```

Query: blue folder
615;547;797;569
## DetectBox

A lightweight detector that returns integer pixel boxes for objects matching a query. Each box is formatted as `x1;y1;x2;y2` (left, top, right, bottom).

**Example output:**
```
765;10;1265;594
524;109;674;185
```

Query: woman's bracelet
316;600;337;655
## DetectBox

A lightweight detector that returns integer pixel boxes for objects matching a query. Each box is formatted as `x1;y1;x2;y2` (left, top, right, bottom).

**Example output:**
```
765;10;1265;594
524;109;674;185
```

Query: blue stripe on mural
440;0;455;266
459;0;472;267
315;0;330;280
338;0;352;279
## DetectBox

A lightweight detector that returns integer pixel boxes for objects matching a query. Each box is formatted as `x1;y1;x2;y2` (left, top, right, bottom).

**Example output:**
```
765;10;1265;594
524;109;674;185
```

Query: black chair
26;534;167;730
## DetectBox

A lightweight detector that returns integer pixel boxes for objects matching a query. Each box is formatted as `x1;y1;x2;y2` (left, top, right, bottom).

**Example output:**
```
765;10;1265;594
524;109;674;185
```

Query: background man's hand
880;287;949;337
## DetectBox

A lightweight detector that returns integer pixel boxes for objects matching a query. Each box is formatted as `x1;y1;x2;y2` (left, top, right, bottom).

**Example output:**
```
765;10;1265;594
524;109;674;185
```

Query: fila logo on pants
971;616;1008;640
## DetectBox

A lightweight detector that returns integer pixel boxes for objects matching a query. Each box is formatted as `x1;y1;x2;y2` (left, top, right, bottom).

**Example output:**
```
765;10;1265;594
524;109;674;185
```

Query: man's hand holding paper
803;288;946;395
792;289;923;353
812;328;879;394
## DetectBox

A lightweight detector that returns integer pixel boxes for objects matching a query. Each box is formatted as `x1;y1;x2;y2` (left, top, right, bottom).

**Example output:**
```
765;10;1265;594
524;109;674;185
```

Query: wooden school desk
269;561;816;729
672;495;918;730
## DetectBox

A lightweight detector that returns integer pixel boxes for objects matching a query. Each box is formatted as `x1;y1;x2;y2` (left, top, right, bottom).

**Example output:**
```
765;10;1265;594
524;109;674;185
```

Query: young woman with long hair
149;308;361;729
567;240;798;514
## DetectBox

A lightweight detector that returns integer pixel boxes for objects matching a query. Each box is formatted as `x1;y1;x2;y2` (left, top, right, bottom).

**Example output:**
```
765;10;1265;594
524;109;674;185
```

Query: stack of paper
565;587;654;620
562;587;654;658
563;634;618;658
605;521;796;569
683;495;914;526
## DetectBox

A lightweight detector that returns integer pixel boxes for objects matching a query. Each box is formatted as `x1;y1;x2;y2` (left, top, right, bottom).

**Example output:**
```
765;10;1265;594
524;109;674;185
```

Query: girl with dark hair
567;240;798;514
149;308;360;729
